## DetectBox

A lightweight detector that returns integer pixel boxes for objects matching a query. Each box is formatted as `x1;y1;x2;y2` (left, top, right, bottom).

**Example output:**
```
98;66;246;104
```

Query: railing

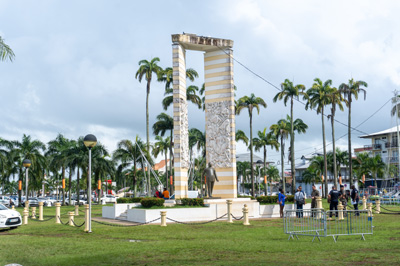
385;142;398;148
284;209;373;242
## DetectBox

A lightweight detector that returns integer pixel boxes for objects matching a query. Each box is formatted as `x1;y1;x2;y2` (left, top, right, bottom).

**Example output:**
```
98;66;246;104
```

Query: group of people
154;188;170;200
277;184;360;218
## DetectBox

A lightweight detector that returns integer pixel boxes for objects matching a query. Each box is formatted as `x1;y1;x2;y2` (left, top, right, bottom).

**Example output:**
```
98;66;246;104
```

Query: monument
172;33;236;199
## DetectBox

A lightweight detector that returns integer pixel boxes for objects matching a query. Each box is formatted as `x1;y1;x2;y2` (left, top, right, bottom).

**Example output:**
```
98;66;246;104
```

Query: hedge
180;198;204;206
256;195;294;204
140;198;165;208
116;197;144;203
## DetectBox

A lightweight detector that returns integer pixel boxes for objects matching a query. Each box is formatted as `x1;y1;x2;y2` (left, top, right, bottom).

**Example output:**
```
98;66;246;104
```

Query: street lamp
23;159;31;206
84;134;97;233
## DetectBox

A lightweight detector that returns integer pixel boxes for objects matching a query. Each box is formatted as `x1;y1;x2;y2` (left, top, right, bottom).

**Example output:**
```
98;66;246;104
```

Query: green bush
140;198;165;208
117;197;143;203
180;198;204;206
256;195;294;204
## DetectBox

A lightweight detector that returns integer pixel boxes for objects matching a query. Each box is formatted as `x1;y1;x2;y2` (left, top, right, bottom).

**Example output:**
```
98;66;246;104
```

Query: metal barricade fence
284;209;373;242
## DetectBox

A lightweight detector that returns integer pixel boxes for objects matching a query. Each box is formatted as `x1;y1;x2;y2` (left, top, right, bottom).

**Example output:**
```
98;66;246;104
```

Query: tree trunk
146;80;151;152
348;96;353;188
77;168;80;205
68;168;72;205
264;146;267;196
290;97;296;194
321;109;328;198
331;104;338;190
62;167;65;206
250;111;255;197
281;136;285;194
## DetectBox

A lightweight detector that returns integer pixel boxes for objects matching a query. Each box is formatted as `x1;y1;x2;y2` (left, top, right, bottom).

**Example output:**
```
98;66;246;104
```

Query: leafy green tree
339;78;368;187
113;136;147;197
253;128;279;195
135;57;162;152
153;136;171;190
237;93;267;197
305;78;333;197
0;36;15;62
158;67;198;91
235;130;249;146
273;79;306;194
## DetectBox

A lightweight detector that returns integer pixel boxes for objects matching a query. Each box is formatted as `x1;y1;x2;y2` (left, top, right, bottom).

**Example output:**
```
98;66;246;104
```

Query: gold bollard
375;199;380;214
23;208;29;225
55;202;61;224
75;205;79;216
362;196;367;210
316;196;322;219
227;200;233;223
38;202;44;221
84;204;89;232
338;202;344;220
12;205;15;210
160;211;167;227
25;200;30;215
367;203;373;217
68;211;75;226
31;207;36;219
243;204;250;226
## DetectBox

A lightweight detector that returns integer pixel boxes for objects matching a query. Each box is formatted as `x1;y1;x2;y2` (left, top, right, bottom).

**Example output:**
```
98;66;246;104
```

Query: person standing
328;186;340;218
311;184;320;217
351;185;359;216
294;186;306;218
278;188;286;218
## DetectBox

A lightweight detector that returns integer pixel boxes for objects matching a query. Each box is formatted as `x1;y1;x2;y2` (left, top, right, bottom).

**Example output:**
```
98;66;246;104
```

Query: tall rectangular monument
172;33;236;199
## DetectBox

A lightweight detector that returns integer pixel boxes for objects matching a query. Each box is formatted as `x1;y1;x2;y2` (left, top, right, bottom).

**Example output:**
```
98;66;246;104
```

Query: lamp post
23;159;32;206
84;134;97;233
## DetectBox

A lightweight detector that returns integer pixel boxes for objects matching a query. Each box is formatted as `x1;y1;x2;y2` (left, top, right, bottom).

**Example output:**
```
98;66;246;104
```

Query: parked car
100;194;118;204
21;197;39;207
37;197;53;207
0;196;13;207
0;204;21;229
65;196;87;206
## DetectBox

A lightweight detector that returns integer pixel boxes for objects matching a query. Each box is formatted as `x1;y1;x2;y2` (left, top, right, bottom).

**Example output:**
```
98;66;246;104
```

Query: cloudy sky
1;0;400;169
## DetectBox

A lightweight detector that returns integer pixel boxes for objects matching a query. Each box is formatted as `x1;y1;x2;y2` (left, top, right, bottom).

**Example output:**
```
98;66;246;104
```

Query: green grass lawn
0;204;399;265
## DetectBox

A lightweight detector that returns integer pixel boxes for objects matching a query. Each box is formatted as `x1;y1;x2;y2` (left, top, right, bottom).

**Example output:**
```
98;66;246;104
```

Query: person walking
294;186;306;218
351;185;359;216
311;184;320;217
278;188;286;218
328;186;340;218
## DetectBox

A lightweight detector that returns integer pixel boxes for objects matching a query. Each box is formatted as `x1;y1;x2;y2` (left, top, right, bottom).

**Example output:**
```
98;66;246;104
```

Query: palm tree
189;128;206;190
113;136;147;197
135;57;162;152
305;78;333;197
253;128;279;195
339;78;368;188
153;136;171;190
327;87;345;188
270;119;290;193
65;137;87;204
46;134;70;205
0;36;15;62
309;155;325;197
368;155;385;188
237;93;267;197
162;85;202;110
235;130;249;146
158;67;198;91
152;112;174;188
12;134;46;205
273;79;306;194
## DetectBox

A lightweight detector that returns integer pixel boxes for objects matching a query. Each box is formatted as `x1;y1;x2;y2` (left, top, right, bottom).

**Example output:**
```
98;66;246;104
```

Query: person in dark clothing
328;186;340;217
311;184;320;217
351;185;360;216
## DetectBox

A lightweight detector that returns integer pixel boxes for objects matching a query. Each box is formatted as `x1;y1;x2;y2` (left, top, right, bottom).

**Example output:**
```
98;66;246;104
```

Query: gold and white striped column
204;48;236;198
172;43;189;199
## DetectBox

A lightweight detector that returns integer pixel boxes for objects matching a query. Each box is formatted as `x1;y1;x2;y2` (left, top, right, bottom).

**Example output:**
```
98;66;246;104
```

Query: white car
100;195;118;204
0;204;22;229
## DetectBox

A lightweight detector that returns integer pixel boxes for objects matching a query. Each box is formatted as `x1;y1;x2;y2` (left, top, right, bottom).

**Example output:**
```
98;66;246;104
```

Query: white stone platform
102;200;311;223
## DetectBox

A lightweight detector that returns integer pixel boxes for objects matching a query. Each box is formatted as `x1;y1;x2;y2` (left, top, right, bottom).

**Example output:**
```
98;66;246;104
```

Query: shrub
117;197;143;203
256;195;295;204
180;198;204;206
140;198;165;208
